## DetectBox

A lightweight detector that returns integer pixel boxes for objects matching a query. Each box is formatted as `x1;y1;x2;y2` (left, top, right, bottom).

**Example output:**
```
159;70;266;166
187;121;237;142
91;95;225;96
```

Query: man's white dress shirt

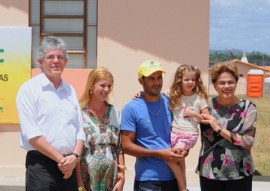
16;72;85;155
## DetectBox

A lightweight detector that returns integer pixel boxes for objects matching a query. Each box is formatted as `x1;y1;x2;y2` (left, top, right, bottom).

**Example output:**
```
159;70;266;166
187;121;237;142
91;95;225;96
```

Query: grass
239;95;270;176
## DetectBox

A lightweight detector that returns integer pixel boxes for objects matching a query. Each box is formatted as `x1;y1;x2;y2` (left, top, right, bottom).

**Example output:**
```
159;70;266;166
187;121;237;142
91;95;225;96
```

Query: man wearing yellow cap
121;60;188;191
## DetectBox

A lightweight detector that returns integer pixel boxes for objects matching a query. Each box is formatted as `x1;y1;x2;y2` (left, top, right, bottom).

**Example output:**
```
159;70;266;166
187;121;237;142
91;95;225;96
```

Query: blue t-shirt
121;94;174;181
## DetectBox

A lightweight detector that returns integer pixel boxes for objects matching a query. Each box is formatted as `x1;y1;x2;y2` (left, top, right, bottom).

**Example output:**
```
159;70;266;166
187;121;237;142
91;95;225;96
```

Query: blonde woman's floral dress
80;104;122;191
197;97;257;180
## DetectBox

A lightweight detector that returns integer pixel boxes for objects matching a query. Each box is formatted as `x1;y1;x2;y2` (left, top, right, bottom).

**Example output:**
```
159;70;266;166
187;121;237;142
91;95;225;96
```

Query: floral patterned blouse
197;97;257;180
79;104;122;191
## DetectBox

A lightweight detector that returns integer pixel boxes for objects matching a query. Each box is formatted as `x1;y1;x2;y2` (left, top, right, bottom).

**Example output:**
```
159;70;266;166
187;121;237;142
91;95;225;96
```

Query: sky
210;0;270;53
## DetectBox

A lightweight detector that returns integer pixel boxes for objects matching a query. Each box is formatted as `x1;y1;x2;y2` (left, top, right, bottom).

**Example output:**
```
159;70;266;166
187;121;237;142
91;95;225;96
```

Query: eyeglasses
45;54;66;61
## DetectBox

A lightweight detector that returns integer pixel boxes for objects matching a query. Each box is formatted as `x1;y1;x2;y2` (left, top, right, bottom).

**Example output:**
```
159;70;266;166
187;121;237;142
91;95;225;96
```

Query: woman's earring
90;90;92;94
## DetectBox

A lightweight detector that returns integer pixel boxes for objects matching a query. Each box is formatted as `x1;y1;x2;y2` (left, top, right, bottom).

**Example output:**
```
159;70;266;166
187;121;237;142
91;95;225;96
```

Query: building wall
97;1;210;182
97;0;210;109
0;0;28;27
0;0;29;177
0;0;210;183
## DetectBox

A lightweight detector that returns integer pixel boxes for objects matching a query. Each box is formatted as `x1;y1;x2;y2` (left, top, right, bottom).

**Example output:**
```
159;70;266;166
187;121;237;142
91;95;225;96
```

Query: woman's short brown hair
210;61;239;84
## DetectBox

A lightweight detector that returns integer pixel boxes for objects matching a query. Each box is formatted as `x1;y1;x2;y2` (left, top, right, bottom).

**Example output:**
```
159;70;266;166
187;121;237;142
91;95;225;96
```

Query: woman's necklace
143;96;162;116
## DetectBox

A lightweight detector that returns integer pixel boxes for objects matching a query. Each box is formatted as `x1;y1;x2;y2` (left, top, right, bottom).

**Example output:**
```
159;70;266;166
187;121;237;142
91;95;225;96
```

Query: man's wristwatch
78;186;85;191
72;152;80;160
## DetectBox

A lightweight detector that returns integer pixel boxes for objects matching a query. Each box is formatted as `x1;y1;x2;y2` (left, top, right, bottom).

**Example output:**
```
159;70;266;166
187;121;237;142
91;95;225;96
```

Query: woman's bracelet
229;131;235;143
216;126;223;135
118;165;127;170
78;186;85;191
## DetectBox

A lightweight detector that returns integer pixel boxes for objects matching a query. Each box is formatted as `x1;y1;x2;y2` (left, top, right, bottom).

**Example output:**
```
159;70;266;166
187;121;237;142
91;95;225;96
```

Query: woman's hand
112;172;125;191
201;113;220;132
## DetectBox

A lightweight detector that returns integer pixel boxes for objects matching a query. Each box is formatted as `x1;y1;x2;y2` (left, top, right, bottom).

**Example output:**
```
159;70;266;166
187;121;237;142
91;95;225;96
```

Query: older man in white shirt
16;36;85;191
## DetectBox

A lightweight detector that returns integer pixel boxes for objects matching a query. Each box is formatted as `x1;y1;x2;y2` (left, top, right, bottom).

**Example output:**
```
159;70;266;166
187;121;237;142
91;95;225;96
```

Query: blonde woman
76;67;125;191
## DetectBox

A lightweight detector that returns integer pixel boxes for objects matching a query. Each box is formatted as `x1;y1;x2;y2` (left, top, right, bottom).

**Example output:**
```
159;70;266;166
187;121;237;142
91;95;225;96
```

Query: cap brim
143;69;166;77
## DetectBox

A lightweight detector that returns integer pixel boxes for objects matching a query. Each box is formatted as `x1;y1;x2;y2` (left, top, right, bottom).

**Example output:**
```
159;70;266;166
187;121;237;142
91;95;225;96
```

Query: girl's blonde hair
79;67;114;109
169;64;208;111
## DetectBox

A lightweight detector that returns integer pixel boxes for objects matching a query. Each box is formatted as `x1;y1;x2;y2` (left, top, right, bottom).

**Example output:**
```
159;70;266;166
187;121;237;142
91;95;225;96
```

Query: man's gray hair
38;36;68;59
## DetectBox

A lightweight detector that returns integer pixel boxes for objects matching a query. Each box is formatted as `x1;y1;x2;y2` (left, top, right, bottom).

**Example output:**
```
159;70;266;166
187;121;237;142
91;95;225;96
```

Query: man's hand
172;147;189;158
158;148;185;163
58;155;78;179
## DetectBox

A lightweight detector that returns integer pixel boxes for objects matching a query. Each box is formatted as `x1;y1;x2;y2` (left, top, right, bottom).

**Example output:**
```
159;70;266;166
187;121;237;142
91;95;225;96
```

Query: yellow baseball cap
138;59;166;78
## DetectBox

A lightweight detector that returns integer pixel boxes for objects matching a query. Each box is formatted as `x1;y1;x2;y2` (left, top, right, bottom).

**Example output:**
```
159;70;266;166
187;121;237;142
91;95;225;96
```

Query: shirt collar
39;72;66;91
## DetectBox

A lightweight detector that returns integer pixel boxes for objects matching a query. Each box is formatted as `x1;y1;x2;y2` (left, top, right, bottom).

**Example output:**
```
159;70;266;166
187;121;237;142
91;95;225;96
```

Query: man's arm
29;136;64;163
121;130;184;163
17;85;65;163
29;136;76;179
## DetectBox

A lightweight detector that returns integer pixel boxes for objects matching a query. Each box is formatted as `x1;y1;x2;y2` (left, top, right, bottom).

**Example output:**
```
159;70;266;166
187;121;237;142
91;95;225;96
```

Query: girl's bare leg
179;159;187;191
168;159;187;191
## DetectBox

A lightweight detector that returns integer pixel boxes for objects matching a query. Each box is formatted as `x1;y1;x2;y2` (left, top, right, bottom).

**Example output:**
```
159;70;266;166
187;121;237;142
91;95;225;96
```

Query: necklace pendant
99;124;107;133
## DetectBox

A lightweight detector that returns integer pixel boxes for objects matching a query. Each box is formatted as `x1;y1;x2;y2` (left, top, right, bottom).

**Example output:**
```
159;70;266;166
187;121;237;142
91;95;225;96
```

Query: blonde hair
79;67;114;109
169;64;208;111
210;61;239;84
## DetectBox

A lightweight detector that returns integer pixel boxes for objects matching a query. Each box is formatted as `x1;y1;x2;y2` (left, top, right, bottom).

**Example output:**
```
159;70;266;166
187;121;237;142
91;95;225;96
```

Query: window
29;0;97;68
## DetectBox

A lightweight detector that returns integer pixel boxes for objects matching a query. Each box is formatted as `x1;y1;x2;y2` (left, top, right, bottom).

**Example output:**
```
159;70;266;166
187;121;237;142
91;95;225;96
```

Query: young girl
166;64;209;191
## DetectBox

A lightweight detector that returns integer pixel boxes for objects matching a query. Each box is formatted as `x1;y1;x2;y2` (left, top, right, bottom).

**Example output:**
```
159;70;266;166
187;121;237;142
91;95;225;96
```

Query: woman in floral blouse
197;61;257;191
76;67;125;191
